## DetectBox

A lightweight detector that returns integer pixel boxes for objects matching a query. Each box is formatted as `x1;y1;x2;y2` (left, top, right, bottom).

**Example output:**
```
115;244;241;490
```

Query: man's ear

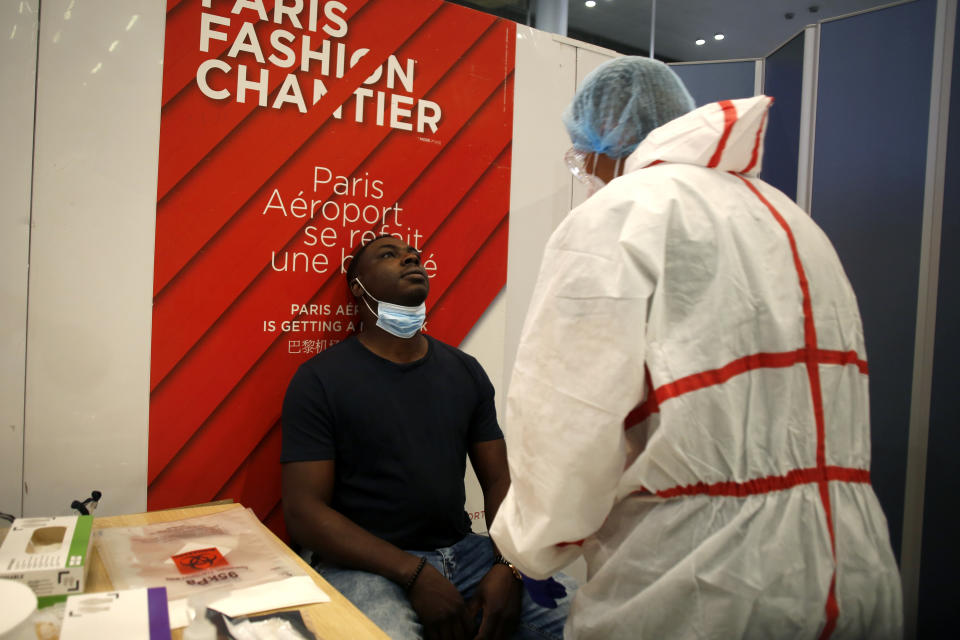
349;278;363;297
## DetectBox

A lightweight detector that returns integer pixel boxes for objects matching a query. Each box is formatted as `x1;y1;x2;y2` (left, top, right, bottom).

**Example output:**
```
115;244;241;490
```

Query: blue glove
520;575;567;609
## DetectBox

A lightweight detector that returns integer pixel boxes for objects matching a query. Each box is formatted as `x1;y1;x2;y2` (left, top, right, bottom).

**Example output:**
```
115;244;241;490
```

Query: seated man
281;235;574;640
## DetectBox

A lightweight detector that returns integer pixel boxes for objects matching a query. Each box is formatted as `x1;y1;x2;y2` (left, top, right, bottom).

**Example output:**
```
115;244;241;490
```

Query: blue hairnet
562;56;695;158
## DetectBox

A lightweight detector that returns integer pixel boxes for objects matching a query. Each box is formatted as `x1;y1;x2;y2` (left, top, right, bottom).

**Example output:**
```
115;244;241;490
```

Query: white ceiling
468;0;905;61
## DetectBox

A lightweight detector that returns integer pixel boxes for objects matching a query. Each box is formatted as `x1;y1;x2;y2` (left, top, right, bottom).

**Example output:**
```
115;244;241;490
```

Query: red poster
149;0;515;536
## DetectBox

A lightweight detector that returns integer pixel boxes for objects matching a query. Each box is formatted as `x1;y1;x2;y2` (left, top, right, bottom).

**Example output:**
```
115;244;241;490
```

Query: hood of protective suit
624;95;772;176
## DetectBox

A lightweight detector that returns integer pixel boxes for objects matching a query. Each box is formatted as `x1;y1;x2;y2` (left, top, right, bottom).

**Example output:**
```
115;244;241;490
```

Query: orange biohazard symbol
171;547;229;575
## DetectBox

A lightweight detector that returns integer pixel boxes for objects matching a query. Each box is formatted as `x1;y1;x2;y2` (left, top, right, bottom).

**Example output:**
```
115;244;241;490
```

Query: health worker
489;56;902;639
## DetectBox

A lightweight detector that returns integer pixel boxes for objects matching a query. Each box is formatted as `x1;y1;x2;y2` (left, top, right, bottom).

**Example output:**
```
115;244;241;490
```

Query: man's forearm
286;500;420;585
483;476;511;553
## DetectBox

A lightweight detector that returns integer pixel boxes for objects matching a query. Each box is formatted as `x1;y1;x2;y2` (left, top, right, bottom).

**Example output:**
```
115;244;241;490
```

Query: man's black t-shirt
281;335;502;550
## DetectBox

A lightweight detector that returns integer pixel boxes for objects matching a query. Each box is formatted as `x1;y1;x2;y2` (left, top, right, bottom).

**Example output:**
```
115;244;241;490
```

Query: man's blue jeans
314;534;576;639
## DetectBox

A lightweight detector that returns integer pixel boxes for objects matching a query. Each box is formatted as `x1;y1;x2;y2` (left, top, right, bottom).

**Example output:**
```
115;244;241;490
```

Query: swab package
95;508;306;602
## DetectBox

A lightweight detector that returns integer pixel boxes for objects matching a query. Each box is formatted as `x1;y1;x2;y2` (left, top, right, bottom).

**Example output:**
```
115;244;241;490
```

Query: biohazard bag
95;508;305;602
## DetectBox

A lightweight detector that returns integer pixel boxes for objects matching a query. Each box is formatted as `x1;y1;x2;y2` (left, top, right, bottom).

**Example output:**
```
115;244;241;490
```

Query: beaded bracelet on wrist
403;556;427;592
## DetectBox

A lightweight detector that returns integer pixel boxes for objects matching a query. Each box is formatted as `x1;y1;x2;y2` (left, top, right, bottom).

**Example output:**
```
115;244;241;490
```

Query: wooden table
88;503;389;640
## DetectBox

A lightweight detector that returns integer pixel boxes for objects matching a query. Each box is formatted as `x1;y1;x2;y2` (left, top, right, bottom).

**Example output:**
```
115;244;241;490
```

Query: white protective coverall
489;95;903;639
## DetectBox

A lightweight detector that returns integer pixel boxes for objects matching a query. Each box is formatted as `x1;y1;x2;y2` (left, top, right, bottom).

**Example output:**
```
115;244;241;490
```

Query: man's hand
465;564;523;640
407;562;476;640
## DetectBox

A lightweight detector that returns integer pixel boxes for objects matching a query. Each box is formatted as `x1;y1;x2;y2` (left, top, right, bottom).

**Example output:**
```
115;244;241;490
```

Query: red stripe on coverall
636;466;870;499
623;365;659;428
707;100;738;168
741;106;769;174
622;349;867;430
734;173;839;639
561;466;870;553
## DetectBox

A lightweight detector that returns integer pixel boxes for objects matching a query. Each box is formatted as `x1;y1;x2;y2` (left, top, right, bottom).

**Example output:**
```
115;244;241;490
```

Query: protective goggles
564;147;595;184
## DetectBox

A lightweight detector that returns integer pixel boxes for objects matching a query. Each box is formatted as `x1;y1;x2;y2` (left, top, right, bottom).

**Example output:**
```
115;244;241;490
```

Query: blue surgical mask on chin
353;278;426;338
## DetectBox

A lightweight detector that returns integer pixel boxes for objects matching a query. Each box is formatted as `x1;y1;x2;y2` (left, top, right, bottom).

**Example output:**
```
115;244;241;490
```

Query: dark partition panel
811;0;937;559
670;61;756;107
762;33;805;201
918;6;960;635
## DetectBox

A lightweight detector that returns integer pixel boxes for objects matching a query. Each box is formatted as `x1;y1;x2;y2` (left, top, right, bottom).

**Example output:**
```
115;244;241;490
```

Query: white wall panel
504;29;616;396
0;0;39;518
23;0;164;516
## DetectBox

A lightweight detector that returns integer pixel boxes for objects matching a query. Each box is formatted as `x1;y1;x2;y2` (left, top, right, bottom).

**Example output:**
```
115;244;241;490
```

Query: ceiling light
714;33;725;41
695;38;706;46
585;0;596;7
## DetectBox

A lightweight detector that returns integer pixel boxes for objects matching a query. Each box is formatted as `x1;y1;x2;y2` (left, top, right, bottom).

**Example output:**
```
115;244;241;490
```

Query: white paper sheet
168;576;330;628
209;576;330;617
